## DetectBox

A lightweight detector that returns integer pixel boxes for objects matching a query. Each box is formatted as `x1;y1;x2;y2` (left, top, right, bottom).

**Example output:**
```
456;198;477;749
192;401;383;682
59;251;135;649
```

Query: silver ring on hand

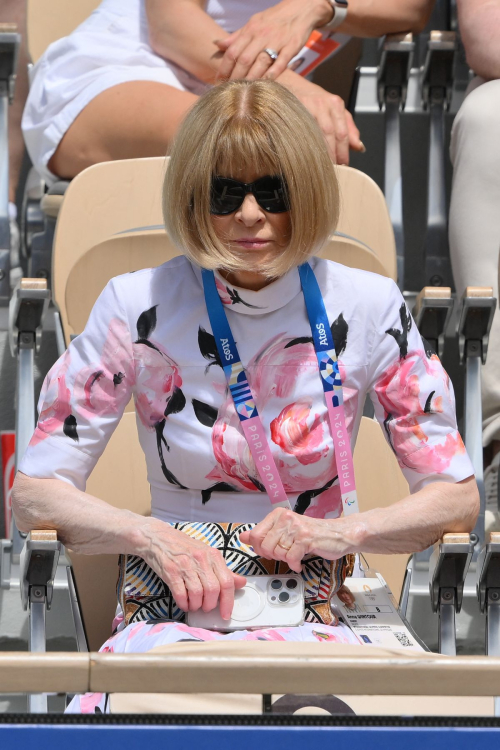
263;47;279;61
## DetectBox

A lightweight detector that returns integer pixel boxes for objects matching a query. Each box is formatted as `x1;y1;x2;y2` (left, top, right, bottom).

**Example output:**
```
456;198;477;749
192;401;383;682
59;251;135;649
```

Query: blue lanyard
202;263;358;515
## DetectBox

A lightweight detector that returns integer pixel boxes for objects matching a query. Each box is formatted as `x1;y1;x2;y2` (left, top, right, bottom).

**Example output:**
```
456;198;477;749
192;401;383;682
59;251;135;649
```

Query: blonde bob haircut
163;79;340;279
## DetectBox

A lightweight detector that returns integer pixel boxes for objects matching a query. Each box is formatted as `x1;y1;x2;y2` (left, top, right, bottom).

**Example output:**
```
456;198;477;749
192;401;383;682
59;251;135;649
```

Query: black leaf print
135;338;162;353
424;391;435;414
164;386;186;418
89;370;104;389
192;398;218;427
250;476;266;492
113;372;125;386
202;481;240;505
422;336;437;360
385;303;412;359
293;476;337;515
136;305;158;340
154;421;186;488
383;413;395;453
198;326;222;369
284;336;312;348
285;313;348;355
331;313;348;356
225;286;261;309
63;414;79;442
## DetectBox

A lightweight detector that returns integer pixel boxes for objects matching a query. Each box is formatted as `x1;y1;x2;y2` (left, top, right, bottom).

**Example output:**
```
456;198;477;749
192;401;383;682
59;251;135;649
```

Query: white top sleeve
368;280;474;493
19;278;135;490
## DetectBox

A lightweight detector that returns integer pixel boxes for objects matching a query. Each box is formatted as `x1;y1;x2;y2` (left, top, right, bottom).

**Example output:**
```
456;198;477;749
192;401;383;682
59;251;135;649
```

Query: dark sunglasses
210;175;290;215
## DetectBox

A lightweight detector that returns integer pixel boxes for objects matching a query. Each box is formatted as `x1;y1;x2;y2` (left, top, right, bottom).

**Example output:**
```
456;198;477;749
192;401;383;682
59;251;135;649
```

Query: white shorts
21;1;208;184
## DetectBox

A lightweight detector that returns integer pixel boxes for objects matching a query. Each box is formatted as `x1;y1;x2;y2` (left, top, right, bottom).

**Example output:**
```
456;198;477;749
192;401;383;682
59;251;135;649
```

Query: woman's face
210;167;291;278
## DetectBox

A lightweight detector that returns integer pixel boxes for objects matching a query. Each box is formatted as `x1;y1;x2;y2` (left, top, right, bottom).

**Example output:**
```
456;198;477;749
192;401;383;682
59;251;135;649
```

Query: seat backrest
52;158;396;342
70;415;408;651
27;0;99;63
352;417;409;597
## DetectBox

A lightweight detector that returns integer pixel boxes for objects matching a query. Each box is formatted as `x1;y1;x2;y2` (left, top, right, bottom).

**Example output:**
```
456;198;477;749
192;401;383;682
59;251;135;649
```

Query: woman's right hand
281;72;364;165
142;521;246;620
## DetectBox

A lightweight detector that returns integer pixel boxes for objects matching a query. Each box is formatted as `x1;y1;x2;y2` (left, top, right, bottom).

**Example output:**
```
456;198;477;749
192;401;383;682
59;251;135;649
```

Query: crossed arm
12;471;478;618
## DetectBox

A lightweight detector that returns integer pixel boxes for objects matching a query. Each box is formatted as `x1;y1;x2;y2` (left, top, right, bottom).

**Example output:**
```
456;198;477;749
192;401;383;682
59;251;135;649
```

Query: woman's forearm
457;0;500;81
338;0;435;37
146;0;331;84
337;476;479;555
146;0;230;84
12;472;149;555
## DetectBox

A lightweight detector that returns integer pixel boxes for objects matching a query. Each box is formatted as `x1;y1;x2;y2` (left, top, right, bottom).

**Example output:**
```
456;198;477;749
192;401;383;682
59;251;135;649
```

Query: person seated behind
448;0;500;516
22;0;435;185
13;80;477;713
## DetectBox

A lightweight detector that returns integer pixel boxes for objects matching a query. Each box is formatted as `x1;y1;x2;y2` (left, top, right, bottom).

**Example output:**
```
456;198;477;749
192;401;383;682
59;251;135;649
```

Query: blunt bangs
163;79;339;278
214;118;282;181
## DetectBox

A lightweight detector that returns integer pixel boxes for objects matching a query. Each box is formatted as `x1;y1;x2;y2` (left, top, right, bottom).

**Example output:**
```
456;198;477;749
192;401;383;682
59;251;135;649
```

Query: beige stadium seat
52;157;396;344
27;0;100;63
47;155;405;652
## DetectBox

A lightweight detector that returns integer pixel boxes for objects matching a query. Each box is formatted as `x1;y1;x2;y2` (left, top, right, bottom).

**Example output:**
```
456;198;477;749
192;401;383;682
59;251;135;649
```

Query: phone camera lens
286;579;298;590
271;579;282;590
278;591;290;603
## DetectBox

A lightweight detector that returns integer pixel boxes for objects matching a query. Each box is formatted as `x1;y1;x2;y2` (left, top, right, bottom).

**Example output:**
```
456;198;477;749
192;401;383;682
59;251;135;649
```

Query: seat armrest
9;278;50;357
413;286;453;358
40;181;71;219
458;286;496;363
429;533;474;613
477;532;500;613
20;530;61;611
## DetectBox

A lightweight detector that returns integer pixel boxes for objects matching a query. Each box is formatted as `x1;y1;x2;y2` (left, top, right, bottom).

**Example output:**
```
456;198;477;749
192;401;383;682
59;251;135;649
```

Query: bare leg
48;81;198;180
2;0;29;202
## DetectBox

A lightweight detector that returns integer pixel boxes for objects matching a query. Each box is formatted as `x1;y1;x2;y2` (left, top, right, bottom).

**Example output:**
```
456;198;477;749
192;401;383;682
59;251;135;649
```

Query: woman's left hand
215;0;333;82
239;507;348;574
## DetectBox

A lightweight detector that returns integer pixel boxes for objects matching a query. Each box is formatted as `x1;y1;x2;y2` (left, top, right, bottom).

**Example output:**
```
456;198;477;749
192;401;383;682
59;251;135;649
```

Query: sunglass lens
210;178;244;215
254;176;289;213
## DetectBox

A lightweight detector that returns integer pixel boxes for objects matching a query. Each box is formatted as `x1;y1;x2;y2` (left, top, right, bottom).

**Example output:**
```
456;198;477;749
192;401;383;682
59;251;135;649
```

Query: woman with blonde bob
14;80;477;713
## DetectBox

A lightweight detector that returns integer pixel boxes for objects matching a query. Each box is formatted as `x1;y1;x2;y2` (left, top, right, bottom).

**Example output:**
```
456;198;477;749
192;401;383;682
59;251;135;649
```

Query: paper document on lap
334;576;425;651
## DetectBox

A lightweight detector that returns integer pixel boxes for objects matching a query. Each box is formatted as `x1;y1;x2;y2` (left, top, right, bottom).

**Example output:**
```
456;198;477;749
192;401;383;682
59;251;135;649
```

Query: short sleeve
19;278;135;490
368;280;474;493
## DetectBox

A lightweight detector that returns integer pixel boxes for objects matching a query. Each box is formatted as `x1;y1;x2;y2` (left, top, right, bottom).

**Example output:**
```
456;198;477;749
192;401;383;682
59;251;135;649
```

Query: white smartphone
187;574;305;632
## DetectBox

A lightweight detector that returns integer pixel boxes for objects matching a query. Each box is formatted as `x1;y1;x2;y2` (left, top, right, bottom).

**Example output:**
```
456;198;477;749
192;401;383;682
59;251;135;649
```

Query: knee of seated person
454;79;500;137
48;136;114;181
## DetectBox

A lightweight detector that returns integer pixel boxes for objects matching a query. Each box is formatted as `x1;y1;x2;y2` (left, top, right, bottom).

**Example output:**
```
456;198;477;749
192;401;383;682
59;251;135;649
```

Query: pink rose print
134;341;183;429
375;348;465;474
215;278;234;306
29;351;73;446
73;319;134;421
30;316;135;448
80;692;105;714
215;277;262;309
300;483;342;519
271;399;328;465
242;629;288;641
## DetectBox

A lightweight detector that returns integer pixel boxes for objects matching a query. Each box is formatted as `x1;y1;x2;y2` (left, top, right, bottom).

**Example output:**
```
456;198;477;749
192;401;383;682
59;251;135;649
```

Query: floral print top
19;256;473;522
